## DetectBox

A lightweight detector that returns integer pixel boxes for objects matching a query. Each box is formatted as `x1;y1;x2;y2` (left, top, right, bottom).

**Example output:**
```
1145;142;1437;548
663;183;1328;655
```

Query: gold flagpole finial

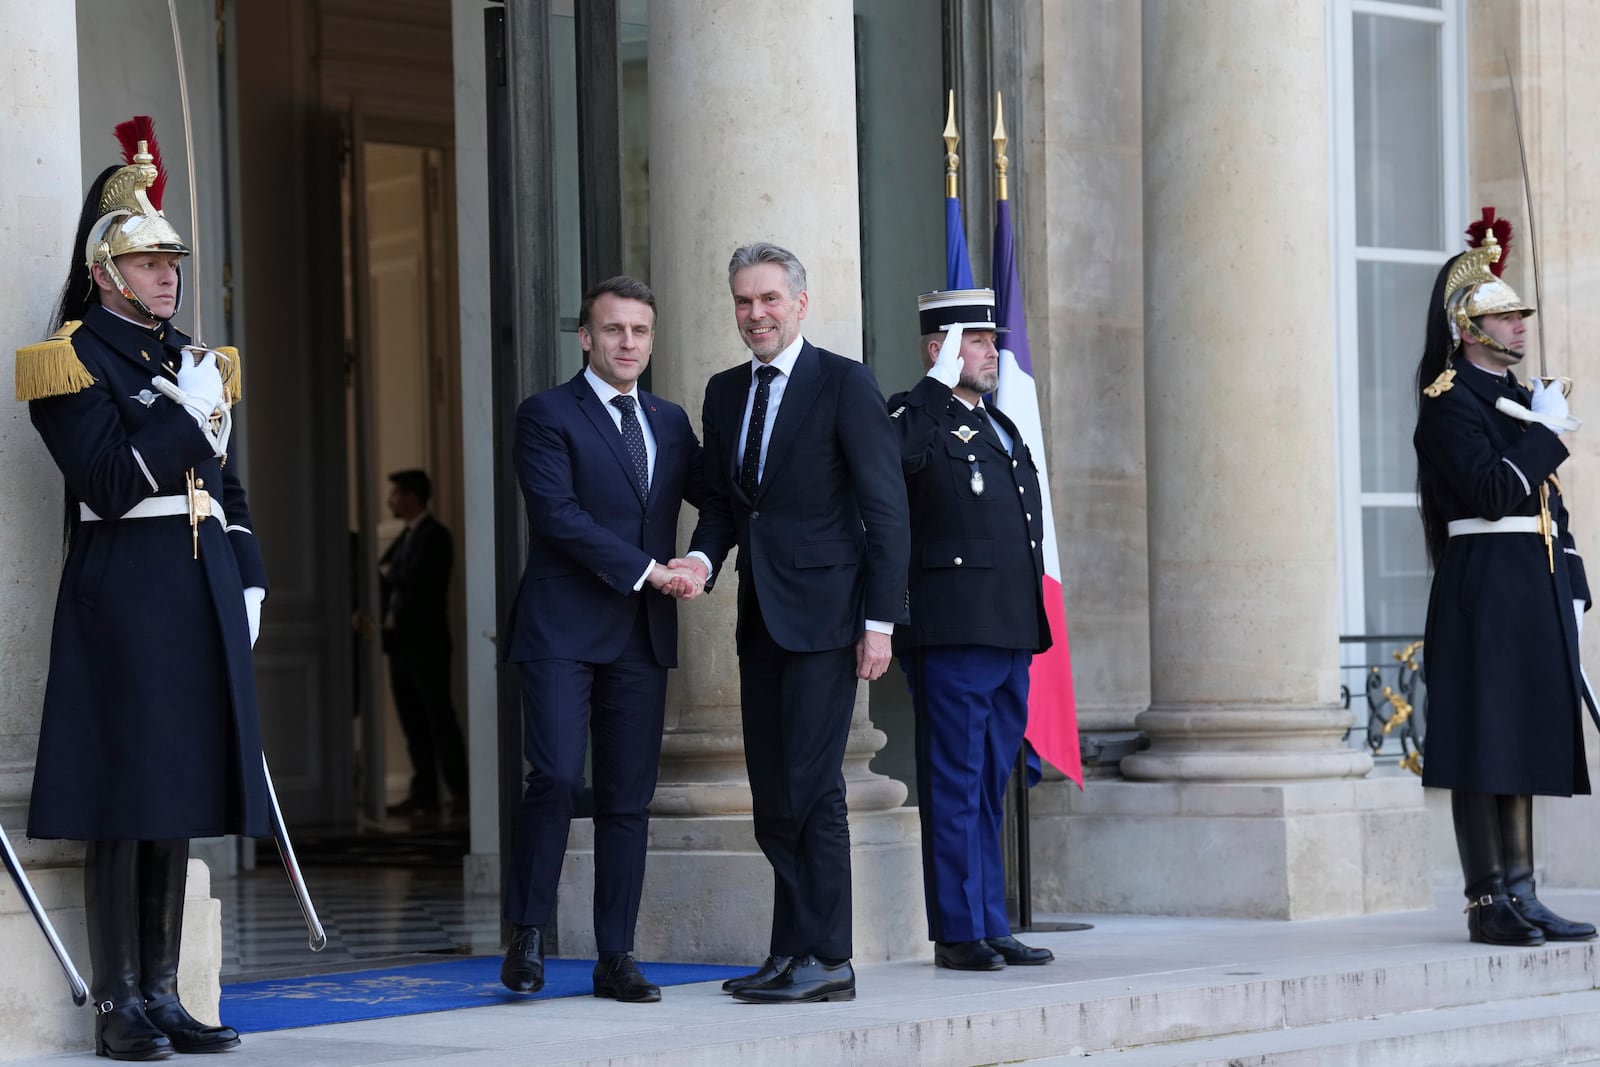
943;90;960;198
993;93;1009;203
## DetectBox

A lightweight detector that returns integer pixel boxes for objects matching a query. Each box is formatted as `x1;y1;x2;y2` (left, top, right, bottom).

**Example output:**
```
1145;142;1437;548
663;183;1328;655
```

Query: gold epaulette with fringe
1422;367;1456;398
15;321;93;401
214;345;243;405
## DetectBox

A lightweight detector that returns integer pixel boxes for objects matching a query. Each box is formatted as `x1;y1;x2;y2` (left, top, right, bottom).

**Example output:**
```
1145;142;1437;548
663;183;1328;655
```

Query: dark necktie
611;395;649;496
740;365;780;497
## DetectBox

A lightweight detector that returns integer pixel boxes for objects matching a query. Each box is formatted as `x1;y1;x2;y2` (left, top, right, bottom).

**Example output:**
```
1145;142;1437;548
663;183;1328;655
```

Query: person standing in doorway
379;468;470;819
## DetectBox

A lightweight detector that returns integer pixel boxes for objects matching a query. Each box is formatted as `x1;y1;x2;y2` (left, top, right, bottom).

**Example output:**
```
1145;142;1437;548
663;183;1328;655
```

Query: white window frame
1329;0;1465;647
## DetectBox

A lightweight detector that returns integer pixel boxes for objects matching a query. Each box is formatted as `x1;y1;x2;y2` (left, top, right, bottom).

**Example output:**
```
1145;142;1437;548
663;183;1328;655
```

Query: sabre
1504;51;1548;380
167;0;204;349
0;822;88;1005
263;755;328;952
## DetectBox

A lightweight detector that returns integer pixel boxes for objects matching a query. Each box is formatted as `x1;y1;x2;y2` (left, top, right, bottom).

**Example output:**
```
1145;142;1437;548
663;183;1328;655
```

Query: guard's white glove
244;586;265;648
1577;599;1586;639
1531;378;1571;435
927;324;964;389
152;348;233;458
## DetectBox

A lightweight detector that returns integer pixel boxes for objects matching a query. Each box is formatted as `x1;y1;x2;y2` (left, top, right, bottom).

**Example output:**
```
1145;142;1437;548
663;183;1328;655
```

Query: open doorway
344;136;469;842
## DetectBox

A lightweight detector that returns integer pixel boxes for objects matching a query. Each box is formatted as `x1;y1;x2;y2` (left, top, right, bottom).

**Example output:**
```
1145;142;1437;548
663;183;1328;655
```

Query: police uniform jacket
888;375;1051;653
1415;361;1590;797
22;304;271;841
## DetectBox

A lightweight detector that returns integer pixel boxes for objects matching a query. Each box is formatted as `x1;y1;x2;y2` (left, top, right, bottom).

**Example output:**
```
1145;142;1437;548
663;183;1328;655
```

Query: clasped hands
648;556;709;600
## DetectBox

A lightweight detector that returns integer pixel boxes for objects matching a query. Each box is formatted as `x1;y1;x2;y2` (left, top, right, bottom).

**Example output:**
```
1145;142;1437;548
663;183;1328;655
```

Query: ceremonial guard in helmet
886;290;1055;972
16;118;266;1058
1414;209;1595;947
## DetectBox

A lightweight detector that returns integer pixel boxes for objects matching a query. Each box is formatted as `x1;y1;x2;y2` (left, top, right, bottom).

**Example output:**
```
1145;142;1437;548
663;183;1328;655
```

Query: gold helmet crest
84;117;190;321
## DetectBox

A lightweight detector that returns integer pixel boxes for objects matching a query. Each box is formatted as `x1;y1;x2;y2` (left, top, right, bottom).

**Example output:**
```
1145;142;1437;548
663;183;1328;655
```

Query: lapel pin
951;425;978;444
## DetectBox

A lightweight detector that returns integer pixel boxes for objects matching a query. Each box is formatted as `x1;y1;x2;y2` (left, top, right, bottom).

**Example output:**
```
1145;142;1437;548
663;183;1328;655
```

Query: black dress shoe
987;934;1054;965
732;955;855;1003
500;924;545;993
934;939;1005;971
1466;894;1545;946
386;796;439;818
593;954;662;1003
1511;891;1599;941
721;954;793;994
94;1002;174;1061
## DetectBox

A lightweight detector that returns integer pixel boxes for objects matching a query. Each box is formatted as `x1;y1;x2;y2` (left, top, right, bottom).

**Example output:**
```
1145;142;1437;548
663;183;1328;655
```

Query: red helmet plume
1465;206;1513;278
113;116;167;211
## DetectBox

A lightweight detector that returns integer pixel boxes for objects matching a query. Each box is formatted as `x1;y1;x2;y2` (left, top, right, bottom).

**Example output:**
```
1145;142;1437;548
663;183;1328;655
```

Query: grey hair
727;242;807;297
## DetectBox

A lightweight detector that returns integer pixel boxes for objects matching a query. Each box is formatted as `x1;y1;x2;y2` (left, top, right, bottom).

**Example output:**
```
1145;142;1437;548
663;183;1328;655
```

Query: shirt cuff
864;619;894;635
687;550;713;581
633;560;656;592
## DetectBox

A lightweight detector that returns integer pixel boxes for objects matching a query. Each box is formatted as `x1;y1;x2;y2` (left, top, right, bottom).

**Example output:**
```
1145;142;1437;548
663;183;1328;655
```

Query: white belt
80;493;225;524
1446;516;1555;537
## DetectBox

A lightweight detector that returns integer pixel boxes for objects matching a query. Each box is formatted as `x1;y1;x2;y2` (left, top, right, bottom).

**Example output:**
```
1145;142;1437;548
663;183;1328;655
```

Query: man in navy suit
676;242;909;1004
500;275;706;1003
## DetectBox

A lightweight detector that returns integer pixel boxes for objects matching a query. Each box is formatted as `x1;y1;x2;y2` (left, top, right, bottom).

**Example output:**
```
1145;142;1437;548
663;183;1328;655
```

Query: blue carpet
221;956;748;1032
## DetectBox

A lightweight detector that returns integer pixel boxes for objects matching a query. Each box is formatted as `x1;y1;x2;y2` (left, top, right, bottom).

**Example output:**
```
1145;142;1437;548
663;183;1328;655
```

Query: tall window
1331;1;1463;654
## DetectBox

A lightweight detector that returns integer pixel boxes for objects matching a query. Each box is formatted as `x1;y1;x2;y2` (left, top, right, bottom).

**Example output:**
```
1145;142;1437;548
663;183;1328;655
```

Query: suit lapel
756;342;822;499
573;371;647;505
639;390;669;508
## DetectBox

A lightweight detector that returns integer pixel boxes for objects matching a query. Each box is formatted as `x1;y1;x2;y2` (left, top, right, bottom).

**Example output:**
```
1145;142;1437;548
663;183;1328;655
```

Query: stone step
1022;988;1600;1066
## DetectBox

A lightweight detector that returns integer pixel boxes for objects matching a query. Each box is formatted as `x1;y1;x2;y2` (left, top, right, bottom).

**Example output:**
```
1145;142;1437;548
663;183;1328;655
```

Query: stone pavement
14;886;1600;1066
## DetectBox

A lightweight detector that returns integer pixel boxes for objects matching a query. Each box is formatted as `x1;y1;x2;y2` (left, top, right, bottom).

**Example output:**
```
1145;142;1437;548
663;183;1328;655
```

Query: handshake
647;556;710;600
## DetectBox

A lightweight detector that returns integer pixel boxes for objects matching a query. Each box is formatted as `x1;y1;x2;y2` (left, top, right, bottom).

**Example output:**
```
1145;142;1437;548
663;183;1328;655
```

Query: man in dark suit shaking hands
675;243;910;1003
501;276;706;1003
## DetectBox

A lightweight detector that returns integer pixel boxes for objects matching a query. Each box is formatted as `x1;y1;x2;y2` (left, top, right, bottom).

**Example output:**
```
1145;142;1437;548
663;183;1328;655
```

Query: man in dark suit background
675;242;909;1004
888;289;1056;972
379;469;470;819
500;275;706;1003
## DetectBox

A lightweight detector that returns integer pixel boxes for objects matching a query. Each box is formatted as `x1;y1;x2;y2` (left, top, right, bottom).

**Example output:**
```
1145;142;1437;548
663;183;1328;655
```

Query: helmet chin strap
95;243;181;324
1463;320;1521;360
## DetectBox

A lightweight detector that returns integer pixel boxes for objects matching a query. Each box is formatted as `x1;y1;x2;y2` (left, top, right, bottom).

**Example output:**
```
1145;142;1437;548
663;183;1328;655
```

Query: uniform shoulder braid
15;320;94;402
1423;367;1456;398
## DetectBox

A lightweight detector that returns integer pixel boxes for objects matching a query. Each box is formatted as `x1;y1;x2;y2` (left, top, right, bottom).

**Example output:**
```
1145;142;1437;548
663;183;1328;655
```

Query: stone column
1017;0;1153;910
1051;0;1428;920
0;6;91;1056
554;0;925;963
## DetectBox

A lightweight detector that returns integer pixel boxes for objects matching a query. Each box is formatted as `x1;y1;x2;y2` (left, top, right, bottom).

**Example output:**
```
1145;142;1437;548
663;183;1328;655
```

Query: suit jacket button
751;510;759;519
1019;486;1025;494
954;556;963;566
1031;540;1037;548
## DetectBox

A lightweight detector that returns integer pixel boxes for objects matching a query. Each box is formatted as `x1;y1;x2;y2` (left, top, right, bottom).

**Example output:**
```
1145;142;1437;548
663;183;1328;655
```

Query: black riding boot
85;841;173;1060
1499;794;1597;941
1452;790;1544;946
138;840;241;1053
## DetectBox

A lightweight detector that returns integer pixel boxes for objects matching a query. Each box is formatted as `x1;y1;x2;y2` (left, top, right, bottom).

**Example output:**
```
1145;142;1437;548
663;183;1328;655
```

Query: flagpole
944;90;960;198
992;93;1037;931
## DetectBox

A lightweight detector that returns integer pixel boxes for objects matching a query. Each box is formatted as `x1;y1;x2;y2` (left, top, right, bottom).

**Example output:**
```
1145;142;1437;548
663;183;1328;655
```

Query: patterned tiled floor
217;863;502;982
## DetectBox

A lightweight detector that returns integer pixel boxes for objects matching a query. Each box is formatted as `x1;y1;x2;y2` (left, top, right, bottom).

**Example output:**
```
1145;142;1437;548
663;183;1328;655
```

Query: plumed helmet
83;117;189;320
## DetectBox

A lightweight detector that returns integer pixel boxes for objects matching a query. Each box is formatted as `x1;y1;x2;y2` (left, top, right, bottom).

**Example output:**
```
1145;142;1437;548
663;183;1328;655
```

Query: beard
961;368;999;394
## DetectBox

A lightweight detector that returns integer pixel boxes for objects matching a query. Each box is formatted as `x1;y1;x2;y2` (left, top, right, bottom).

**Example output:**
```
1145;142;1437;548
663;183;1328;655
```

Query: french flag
991;198;1083;787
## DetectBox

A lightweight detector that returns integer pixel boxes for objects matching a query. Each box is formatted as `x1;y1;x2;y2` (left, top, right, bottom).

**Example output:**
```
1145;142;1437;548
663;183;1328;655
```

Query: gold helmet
84;117;189;320
1443;208;1533;354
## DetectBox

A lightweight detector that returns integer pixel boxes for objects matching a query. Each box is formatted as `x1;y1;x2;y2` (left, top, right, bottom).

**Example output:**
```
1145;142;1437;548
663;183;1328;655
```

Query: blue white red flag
992;198;1083;786
946;194;975;289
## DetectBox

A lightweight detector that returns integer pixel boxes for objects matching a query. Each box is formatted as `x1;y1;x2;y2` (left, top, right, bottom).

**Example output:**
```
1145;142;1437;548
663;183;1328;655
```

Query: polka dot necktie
740;365;781;498
611;395;649;497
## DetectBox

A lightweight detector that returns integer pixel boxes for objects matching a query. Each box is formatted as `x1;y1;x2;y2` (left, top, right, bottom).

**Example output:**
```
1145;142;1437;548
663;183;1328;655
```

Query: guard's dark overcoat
1415;361;1591;797
887;375;1051;653
24;304;270;841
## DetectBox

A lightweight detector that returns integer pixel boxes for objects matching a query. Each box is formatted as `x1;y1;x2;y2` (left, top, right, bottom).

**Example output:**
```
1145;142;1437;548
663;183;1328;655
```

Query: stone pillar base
556;807;929;963
0;858;220;1062
1034;775;1430;919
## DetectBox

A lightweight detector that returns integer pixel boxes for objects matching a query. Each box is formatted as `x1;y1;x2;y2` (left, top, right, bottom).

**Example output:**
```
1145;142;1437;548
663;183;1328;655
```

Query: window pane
1358;260;1436;492
1362;507;1430;637
1354;14;1443;249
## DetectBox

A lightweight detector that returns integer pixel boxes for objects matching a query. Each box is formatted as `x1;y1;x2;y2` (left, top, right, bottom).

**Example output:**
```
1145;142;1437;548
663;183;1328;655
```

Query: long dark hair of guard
1415;253;1462;569
50;166;120;552
50;165;119;332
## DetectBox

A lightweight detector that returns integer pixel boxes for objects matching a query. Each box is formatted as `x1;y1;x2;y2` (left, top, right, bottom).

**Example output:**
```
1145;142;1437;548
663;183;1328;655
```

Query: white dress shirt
584;366;659;591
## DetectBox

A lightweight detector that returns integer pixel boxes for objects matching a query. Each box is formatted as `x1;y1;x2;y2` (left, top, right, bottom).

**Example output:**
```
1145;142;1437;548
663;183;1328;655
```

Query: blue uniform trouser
904;646;1032;942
